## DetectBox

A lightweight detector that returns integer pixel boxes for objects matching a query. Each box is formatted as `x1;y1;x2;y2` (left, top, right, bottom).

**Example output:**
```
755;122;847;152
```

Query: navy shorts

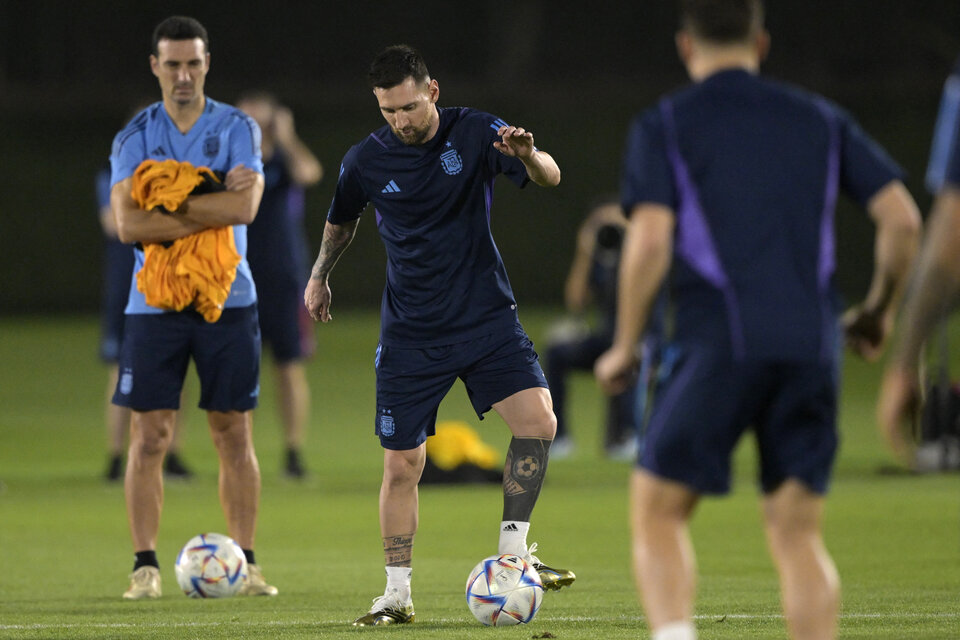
374;323;549;450
255;273;315;363
113;305;261;412
640;346;838;495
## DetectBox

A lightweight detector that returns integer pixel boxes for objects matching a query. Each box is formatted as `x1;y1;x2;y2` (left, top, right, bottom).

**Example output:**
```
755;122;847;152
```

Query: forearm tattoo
383;534;414;567
310;219;359;280
502;436;551;522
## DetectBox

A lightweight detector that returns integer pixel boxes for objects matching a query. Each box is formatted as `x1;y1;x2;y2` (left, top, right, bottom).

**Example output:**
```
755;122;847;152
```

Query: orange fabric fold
131;159;241;322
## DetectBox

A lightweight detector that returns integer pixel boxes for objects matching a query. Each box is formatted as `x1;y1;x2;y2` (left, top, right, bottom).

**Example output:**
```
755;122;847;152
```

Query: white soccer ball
174;532;248;598
465;554;543;626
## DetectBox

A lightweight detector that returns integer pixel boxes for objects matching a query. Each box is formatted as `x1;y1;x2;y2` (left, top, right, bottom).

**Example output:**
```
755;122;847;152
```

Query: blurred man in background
544;197;638;459
595;1;920;638
238;92;323;479
878;54;960;465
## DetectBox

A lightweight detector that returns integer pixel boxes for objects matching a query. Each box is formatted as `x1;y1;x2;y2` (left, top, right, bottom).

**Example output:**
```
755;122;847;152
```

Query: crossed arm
111;164;265;245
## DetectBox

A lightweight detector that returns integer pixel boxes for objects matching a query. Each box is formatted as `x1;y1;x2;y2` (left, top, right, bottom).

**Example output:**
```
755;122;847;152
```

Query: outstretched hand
493;125;535;160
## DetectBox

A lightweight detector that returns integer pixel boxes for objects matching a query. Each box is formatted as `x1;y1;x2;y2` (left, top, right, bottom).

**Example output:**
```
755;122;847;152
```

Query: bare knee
208;411;254;462
130;411;175;458
383;448;425;490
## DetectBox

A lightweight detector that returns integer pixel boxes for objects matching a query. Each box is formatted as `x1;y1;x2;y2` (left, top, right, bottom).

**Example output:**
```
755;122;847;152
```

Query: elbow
114;214;137;244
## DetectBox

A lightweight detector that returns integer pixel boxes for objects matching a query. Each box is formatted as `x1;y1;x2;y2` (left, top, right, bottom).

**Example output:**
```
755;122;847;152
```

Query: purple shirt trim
659;99;746;359
813;99;840;361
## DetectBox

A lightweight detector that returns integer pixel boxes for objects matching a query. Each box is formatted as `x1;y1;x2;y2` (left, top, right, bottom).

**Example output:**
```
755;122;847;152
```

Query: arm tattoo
383;534;415;567
310;219;359;281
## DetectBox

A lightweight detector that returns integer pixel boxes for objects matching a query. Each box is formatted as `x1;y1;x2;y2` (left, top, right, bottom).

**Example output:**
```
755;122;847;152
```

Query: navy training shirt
621;69;904;363
328;107;530;347
247;151;310;288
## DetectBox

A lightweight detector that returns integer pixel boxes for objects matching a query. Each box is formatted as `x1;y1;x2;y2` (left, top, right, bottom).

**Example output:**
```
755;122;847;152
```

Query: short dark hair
367;45;430;90
679;0;763;44
152;16;209;56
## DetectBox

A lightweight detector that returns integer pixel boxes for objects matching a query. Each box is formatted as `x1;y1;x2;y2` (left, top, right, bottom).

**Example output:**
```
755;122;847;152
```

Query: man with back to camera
110;15;276;599
595;1;921;638
304;44;575;626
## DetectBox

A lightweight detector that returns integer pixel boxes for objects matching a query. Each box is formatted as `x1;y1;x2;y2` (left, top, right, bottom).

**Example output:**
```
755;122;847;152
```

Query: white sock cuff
498;520;531;556
385;566;412;588
652;620;696;640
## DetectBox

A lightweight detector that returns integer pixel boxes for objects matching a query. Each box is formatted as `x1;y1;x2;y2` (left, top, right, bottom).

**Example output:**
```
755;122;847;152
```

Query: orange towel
131;159;241;322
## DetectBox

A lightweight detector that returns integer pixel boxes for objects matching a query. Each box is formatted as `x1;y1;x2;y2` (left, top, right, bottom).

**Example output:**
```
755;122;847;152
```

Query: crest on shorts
440;147;462;175
119;369;133;395
379;413;395;436
203;135;220;157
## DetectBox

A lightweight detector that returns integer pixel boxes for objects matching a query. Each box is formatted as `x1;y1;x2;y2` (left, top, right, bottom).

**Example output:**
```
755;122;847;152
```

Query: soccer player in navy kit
595;2;920;639
110;16;276;600
304;44;574;626
239;92;323;479
879;54;960;464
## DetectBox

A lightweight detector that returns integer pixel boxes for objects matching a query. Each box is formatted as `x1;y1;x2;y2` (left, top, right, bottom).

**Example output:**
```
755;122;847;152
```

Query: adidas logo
150;146;166;156
381;179;401;194
502;523;519;532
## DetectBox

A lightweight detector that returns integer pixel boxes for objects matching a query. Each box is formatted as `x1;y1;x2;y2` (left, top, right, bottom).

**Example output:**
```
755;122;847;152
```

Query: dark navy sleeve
836;107;905;206
480;111;529;188
327;145;369;224
620;109;675;214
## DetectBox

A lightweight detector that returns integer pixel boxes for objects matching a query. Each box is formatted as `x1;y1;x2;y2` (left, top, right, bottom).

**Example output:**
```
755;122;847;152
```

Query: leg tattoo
502;436;551;522
383;534;414;567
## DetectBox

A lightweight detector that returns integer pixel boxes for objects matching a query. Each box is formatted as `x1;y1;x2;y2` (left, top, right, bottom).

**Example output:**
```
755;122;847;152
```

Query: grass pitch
0;310;957;639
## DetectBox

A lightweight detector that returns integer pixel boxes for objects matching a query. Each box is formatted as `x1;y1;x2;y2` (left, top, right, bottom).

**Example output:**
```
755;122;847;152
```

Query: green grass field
1;310;958;639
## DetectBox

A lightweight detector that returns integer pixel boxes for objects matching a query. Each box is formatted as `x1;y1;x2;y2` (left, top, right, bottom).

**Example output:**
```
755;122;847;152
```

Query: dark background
2;1;958;314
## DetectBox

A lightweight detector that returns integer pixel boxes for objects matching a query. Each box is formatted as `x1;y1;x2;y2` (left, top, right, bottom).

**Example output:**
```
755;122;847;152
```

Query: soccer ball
174;532;248;598
465;554;543;626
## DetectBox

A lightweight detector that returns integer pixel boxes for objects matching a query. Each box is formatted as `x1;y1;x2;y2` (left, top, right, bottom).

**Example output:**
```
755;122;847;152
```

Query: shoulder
207;98;260;137
112;103;161;150
447;106;509;136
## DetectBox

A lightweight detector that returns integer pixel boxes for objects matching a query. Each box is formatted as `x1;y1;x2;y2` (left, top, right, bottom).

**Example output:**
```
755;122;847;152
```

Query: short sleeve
482;112;529;188
836;107;905;206
109;126;146;187
228;113;264;174
620;109;675;214
327;146;369;224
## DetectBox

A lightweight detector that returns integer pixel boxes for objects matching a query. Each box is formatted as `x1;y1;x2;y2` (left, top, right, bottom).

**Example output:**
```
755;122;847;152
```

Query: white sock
498;520;530;556
652;620;696;640
384;566;412;603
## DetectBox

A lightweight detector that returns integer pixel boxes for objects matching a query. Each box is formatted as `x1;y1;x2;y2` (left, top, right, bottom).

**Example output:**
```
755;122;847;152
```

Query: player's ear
428;78;439;104
149;54;159;78
675;31;693;67
756;29;770;62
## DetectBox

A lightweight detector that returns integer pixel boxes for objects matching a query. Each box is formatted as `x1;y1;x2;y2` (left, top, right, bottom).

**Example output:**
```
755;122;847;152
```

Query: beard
393;119;432;146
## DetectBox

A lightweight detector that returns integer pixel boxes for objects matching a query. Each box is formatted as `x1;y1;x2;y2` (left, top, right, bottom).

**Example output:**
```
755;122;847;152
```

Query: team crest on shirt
440;147;463;175
203;135;220;157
